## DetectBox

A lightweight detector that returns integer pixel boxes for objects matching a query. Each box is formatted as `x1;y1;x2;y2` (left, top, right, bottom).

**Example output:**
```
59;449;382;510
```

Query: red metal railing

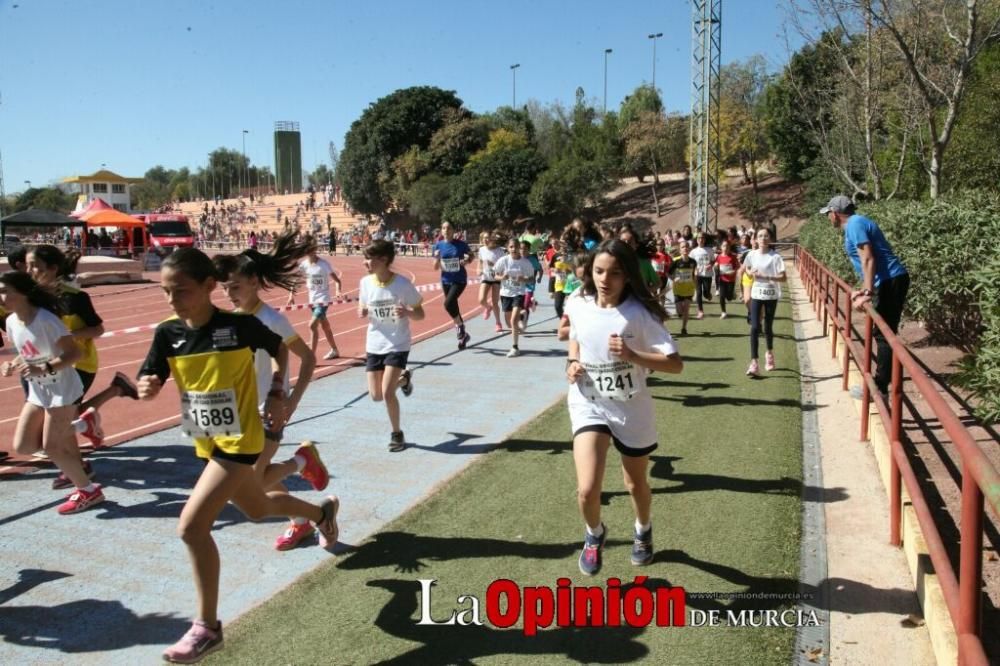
795;246;999;666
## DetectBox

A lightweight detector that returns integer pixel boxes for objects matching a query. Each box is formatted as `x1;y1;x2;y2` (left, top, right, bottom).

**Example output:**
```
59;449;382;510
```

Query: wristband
566;358;580;365
267;389;285;398
44;361;55;374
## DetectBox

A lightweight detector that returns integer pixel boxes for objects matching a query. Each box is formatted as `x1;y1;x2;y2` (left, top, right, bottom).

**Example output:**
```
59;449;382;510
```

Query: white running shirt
565;292;677;448
689;246;716;277
359;273;423;354
7;308;84;408
494;255;535;297
478;246;506;282
300;258;335;305
744;250;786;301
250;302;299;411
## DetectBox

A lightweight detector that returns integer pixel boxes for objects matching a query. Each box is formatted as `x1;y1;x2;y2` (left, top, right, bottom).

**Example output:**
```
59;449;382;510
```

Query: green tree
719;55;772;194
308;164;334;189
407;174;453;225
339;86;465;215
427;115;490;175
444;148;546;226
943;42;1000;192
619;84;664;127
13;187;74;213
528;159;609;217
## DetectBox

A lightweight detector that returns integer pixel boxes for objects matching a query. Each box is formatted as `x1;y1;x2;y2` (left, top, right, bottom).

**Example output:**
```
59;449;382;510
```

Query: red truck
136;214;195;254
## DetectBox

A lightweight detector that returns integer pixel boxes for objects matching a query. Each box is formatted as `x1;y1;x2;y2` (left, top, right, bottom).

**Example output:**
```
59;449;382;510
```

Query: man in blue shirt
821;195;910;399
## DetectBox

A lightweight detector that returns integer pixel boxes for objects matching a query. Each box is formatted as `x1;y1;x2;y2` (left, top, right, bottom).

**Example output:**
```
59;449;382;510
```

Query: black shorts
573;424;658;458
548;276;556;293
75;369;96;405
208;447;260;465
366;351;410;372
481;279;500;285
501;295;521;312
674;295;693;303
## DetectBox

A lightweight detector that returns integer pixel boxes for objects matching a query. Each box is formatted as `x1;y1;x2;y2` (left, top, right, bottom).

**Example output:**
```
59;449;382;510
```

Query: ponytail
213;230;311;291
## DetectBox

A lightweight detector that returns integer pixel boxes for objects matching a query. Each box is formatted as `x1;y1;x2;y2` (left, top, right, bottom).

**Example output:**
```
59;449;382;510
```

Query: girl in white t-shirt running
358;240;425;452
564;239;683;576
477;232;506;332
493;238;535;358
0;271;105;514
286;236;342;360
215;231;332;552
742;228;787;376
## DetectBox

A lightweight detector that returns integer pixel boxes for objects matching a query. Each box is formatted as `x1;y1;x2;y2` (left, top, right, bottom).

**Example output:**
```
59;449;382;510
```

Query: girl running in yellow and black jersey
137;247;339;664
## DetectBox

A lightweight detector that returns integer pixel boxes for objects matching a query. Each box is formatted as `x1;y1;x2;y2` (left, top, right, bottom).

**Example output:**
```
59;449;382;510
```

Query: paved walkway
0;291;567;665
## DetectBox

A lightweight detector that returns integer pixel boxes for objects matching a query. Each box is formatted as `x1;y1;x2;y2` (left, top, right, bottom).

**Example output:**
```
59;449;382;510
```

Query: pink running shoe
294;441;329;491
72;407;104;449
696;311;705;320
57;484;105;515
765;351;776;372
162;620;223;663
274;521;316;551
316;495;340;549
495;323;503;333
482;309;491;320
746;359;760;377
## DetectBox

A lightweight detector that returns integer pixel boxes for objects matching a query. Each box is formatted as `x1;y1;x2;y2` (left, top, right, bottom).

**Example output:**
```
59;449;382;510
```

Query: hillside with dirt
593;171;807;239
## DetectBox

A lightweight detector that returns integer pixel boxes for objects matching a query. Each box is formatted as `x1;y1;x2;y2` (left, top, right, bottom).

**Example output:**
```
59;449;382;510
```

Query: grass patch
209;296;803;665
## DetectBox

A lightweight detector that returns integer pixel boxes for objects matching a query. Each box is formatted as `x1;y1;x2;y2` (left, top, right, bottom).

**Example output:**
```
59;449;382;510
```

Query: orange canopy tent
81;208;147;250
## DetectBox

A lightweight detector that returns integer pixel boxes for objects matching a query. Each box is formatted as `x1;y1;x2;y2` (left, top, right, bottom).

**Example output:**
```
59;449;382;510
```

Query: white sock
292;517;309;526
81;483;97;493
72;419;86;433
291;455;306;472
636;520;651;534
585;523;604;538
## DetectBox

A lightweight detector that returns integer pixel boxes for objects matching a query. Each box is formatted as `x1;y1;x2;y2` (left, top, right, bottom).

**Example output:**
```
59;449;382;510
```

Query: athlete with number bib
138;248;339;664
477;232;505;332
26;245;139;486
742;229;787;376
433;222;475;350
564;240;683;576
214;231;332;552
493;239;535;358
0;272;106;514
286;236;342;360
668;241;697;335
359;240;425;452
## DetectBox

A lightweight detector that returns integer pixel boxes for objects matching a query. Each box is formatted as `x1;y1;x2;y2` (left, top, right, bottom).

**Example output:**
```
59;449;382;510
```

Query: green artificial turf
209;295;804;666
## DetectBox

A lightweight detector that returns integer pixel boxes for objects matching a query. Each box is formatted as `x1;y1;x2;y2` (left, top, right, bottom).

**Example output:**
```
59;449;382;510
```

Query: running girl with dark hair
285;235;342;361
433;221;475;350
27;245;139;488
564;239;682;575
213;231;332;552
0;271;106;514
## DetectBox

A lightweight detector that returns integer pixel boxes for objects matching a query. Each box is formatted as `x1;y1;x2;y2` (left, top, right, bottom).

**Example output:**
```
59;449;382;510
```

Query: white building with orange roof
63;168;144;213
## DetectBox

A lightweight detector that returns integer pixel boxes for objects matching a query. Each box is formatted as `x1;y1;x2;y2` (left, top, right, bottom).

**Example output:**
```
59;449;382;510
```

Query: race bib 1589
181;389;241;438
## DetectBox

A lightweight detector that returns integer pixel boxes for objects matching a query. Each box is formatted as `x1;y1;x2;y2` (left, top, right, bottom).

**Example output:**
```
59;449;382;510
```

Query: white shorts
567;386;658;454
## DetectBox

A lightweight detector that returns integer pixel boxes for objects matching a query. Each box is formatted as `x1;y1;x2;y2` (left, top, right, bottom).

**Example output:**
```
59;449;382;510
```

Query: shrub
799;190;1000;423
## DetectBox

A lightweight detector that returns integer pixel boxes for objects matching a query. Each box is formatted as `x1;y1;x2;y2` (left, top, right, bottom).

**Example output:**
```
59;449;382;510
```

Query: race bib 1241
582;361;639;401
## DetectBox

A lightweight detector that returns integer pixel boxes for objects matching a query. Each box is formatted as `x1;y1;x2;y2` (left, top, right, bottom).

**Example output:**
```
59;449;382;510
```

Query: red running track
0;254;489;469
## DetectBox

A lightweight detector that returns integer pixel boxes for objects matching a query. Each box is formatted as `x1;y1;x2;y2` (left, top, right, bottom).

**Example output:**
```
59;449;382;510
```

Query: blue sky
0;0;800;191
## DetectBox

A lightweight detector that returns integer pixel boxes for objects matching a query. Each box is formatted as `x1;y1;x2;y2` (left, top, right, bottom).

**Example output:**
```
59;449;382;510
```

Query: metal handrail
796;245;996;666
